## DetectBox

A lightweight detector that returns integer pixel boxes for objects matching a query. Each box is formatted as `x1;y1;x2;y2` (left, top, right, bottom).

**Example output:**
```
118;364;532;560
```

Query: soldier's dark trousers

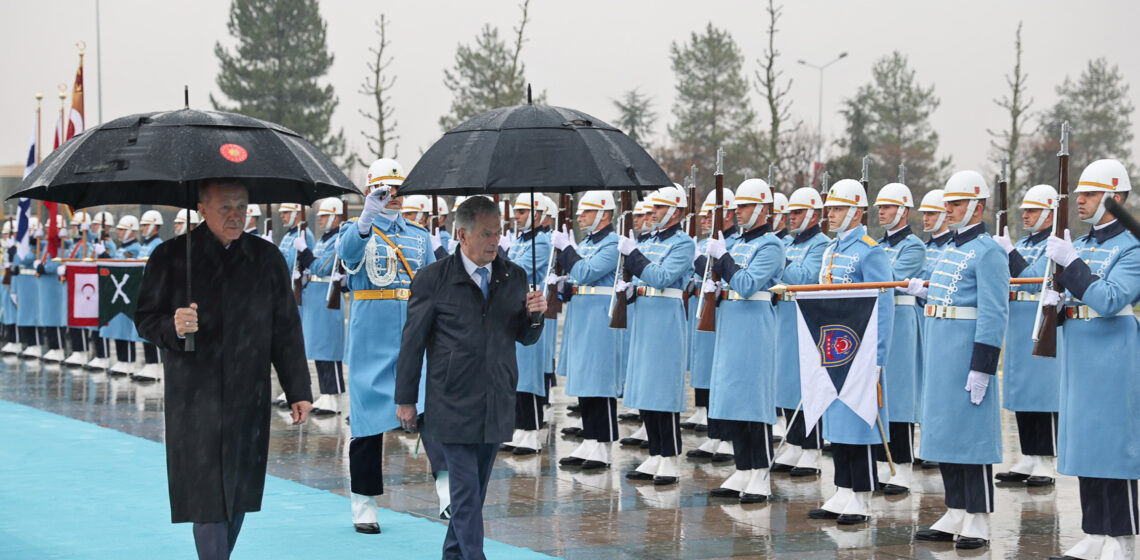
1;323;14;343
92;333;110;358
707;418;731;442
726;420;773;471
1016;411;1058;456
68;328;88;353
939;463;995;513
578;397;619;442
642;410;682;457
142;342;160;364
314;361;345;395
874;422;914;464
349;434;384;496
1079;477;1140;537
780;407;823;450
193;512;244;560
42;327;64;350
831;443;877;492
17;326;38;346
694;388;709;409
114;340;135;363
514;392;543;430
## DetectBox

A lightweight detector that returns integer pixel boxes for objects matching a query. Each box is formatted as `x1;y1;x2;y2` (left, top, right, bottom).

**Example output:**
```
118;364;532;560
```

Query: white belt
1010;291;1040;302
724;290;773;302
17;270;36;276
309;275;331;283
572;285;614;296
636;287;683;299
1065;304;1136;320
924;304;978;320
779;292;796;302
894;295;916;306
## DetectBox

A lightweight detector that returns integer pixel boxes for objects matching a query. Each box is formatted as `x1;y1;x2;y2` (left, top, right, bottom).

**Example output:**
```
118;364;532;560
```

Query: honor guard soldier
134;210;166;381
173;209;201;236
551;190;622;469
338;158;436;533
14;217;42;359
0;221;17;354
244;204;261;235
772;187;830;475
633;200;652;241
704;179;785;503
992;184;1062;487
686;188;737;463
536;195;559;401
34;214;69;363
870;182;926;494
808;178;894;525
1042;159;1139;560
902;170;1009;549
615;199;656;432
616;185;696;485
85;211;116;369
500;193;550;455
297;198;348;416
101;215;145;376
772;192;789;239
277;203;314;277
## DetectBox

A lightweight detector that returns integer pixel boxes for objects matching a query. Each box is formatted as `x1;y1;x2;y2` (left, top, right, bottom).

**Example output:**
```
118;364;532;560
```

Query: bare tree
987;21;1033;197
756;0;793;171
356;13;398;166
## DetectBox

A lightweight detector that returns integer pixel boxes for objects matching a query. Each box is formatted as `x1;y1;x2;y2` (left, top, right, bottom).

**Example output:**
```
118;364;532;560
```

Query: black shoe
639;440;650;449
808;508;840;520
882;483;910;495
354;523;381;534
626;470;653;480
619;412;641;421
770;462;794;473
790;467;821;477
1027;475;1055;487
560;426;582;436
995;471;1029;483
710;453;733;462
709;487;741;498
567;404;581;413
653;475;678;486
772;435;783;445
837;514;868;525
512;446;538;455
686;448;714;459
499;443;516;452
920;460;940;470
620;437;645;446
913;458;926;467
739;493;768;504
955;537;988;549
581;460;608;470
914;528;955;542
311;408;338;417
1047;556;1081;560
559;456;585;466
822;442;832;454
680;421;698;430
694;424;708;432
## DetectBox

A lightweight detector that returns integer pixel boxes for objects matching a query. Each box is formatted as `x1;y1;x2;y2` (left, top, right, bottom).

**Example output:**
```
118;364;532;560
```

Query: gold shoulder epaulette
406;221;427;231
347;217;359;223
861;235;878;247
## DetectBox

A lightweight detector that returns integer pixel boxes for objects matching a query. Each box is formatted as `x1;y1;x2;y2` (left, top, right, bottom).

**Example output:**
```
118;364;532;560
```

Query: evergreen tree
612;88;657;146
211;0;345;161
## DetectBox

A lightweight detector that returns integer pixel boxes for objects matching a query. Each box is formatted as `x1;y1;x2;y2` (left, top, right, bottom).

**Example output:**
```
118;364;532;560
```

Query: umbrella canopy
399;104;672;196
10;108;358;208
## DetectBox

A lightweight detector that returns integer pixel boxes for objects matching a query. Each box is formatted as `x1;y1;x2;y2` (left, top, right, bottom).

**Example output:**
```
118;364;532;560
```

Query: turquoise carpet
0;400;553;559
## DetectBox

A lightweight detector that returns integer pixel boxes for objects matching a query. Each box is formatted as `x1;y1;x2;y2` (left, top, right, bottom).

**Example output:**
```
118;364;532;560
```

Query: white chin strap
653;207;677;229
742;206;764;231
581;210;604;233
884;206;904;230
791;209;815;234
283;213;296;228
1032;210;1052;232
835;206;857;232
923;212;946;233
949;200;979;229
518;213;532;232
1082;193;1109;225
773;214;785;231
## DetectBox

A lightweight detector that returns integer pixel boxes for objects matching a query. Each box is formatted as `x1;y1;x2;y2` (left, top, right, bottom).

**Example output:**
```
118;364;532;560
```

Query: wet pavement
1;356;1081;559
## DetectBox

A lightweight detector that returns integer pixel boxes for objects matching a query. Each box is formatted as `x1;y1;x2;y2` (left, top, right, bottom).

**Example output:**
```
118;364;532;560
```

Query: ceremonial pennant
66;264;99;327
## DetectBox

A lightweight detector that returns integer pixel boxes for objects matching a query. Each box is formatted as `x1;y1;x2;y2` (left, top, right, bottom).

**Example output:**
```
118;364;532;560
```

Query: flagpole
35;94;43;259
95;0;103;125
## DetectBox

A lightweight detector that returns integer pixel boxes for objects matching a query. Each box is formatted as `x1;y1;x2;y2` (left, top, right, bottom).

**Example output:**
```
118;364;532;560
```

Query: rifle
682;165;698;315
608;190;637;329
860;156;870;227
1032;122;1069;358
543;194;570;319
263;204;273;239
820;171;831;235
326;198;348;310
766;164;777;229
696;148;725;332
996;159;1009;233
292;206;306;306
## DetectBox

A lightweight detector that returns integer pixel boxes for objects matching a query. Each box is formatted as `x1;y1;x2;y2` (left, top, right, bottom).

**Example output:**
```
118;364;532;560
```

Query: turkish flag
66;264;99;327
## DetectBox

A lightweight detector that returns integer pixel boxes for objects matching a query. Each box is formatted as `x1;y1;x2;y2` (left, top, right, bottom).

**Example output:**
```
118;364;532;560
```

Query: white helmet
53;214;67;230
576;190;614;233
71;211;91;226
540;195;557;220
824;179;868;232
141;210;164;226
1076;159;1132;224
735;179;773;230
1020;184;1057;232
117;215;139;232
701;188;736;215
279;203;301;213
91;211;114;228
942;170;990;229
175;209;202;224
918;188;947;233
28;216;41;231
633;200;650;216
511;193;541;230
366;157;405;190
246;204;261;217
1;221;10;235
318;198;345;216
648;185;686;229
402;194;430;214
874;183;914;230
436;197;450;216
787;187;824;234
772;192;789;230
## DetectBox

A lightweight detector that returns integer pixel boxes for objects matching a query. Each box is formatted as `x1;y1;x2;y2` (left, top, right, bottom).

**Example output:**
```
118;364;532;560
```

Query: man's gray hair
454;195;500;234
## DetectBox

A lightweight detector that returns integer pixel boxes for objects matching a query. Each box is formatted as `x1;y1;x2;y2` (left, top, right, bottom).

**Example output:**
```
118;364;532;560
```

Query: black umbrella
10;101;359;351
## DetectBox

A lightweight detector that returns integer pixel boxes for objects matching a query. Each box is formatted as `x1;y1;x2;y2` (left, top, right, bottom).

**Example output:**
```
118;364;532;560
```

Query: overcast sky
2;0;1138;188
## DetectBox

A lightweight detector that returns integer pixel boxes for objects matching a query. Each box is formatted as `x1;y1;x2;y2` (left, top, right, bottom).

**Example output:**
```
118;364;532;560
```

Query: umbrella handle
184;332;195;352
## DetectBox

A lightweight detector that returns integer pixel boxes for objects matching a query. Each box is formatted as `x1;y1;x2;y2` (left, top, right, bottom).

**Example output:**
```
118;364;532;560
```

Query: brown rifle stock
544;194;571;319
326;199;348;310
1032;126;1069;358
696;164;724;332
608;191;635;329
293;206;306;306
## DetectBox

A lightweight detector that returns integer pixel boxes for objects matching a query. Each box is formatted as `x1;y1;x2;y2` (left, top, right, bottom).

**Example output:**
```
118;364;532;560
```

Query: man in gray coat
396;195;546;560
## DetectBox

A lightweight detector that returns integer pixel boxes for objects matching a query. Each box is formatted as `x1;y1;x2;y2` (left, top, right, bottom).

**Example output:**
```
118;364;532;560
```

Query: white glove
706;231;727;259
447;238;459;253
993;226;1014;254
33;259;40;268
1045;229;1078;266
430;229;442;251
357;186;391;236
617;235;637;256
899;277;928;298
292;234;308;252
94;241;106;255
701;278;720;294
331;271;346;283
57;264;66;277
80;222;90;232
32;228;43;239
551;229;573;251
260;233;273;243
2;238;13;248
615;279;634;298
965;370;990;405
545;271;562;286
292;269;302;281
1041;289;1064;309
498;235;513;252
9;293;15;306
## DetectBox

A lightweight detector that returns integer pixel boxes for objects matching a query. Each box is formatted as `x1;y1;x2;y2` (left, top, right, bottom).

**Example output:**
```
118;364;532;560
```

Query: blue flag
17;117;35;260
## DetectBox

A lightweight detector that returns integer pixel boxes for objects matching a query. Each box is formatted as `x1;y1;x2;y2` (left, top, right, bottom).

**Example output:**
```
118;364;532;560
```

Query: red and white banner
66;263;99;327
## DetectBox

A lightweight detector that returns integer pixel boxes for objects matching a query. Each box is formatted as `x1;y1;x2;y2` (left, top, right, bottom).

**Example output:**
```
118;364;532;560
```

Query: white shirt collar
1094;219;1118;231
887;225;907;236
458;248;490;281
838;226;859;240
955;222;981;235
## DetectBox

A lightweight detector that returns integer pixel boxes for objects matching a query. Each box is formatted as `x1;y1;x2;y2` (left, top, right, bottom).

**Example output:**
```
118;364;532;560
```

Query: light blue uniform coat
623;223;695;413
559;225;623;397
1003;229;1062;412
919;223;1008;464
688;228;738;391
708;225;785;423
339;214;434;438
14;247;38;328
507;229;550;396
774;225;829;409
880;226;926;423
818;225;894;444
301;228;346;361
1056;221;1140;479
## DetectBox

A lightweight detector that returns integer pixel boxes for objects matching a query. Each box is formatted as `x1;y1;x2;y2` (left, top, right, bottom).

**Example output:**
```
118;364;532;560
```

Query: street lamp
798;52;849;172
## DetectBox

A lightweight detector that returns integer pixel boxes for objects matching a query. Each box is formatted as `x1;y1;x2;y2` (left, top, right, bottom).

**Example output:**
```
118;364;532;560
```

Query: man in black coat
135;180;313;560
396;195;546;560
